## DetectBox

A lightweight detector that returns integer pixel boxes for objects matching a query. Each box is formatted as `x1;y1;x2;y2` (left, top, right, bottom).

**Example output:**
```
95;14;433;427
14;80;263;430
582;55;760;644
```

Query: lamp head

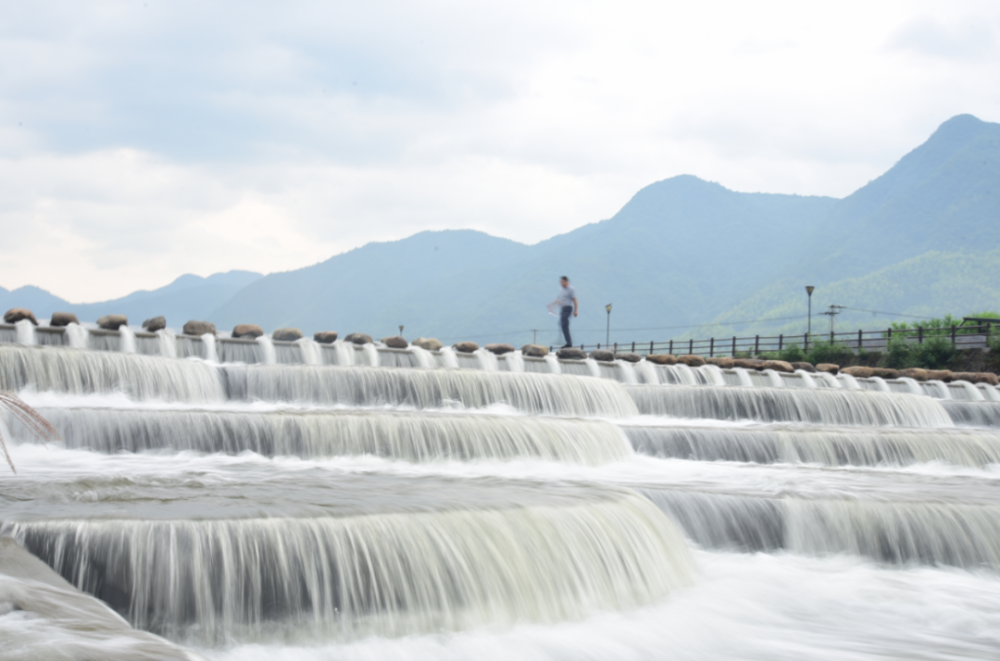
399;325;404;334
805;286;815;295
606;304;612;313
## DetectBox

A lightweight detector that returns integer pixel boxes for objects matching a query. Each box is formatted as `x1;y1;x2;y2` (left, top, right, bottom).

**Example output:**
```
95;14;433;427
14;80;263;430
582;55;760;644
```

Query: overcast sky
2;0;999;302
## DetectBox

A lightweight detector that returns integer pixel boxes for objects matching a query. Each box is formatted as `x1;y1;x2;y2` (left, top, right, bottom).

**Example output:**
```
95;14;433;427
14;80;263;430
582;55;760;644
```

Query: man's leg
560;306;572;347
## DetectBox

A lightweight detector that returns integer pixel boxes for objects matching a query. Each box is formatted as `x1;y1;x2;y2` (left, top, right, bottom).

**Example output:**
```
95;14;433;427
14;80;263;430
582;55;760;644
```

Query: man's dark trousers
560;305;573;347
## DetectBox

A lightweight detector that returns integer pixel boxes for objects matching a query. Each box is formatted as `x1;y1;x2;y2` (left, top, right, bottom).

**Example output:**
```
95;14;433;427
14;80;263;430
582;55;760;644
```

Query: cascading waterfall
5;322;1000;658
64;323;89;350
0;344;225;402
333;340;355;366
257;335;277;365
15;319;36;346
438;346;459;369
202;334;218;362
25;406;633;464
642;489;1000;569
361;343;379;367
297;338;323;366
838;373;860;389
943;401;1000;428
815;371;841;388
217;338;263;364
156;329;177;359
408;344;434;368
626;385;954;427
224;364;639;417
6;492;693;643
474;348;499;371
794;370;817;388
698;365;726;386
119;326;137;354
616;360;639;385
625;423;1000;467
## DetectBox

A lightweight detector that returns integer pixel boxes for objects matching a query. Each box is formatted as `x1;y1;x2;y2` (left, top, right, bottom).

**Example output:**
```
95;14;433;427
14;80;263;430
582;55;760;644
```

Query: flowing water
1;342;1000;659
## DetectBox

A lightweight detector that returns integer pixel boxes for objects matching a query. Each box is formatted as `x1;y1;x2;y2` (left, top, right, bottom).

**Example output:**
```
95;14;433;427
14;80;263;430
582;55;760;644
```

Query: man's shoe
560;344;572;349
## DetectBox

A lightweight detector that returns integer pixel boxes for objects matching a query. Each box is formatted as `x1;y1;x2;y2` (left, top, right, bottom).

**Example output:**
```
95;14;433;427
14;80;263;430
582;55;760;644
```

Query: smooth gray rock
232;324;264;339
453;341;479;353
97;314;128;331
589;349;615;362
313;331;338;344
485;343;515;355
381;335;409;349
345;332;373;345
272;328;303;342
557;347;587;360
141;316;166;332
521;344;549;357
413;337;443;351
50;311;79;327
5;308;38;325
677;354;706;367
183;320;216;336
616;352;642;363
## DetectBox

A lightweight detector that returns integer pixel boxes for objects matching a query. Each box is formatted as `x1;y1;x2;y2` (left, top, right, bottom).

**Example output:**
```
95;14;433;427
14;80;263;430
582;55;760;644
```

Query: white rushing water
2;341;1000;660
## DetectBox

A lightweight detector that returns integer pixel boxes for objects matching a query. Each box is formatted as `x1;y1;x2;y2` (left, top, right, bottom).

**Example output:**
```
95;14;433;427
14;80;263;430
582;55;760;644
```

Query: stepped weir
2;337;1000;658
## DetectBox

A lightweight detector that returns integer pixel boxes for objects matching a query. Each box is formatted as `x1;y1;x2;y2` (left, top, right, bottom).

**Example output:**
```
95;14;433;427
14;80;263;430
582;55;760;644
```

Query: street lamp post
805;286;815;336
399;325;404;336
605;304;613;346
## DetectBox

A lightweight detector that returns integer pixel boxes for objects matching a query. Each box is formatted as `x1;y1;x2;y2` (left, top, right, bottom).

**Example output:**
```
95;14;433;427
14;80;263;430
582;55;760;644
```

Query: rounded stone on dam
485;343;515;355
345;333;373;345
706;357;734;369
557;347;587;360
816;363;840;375
313;331;338;344
871;367;900;379
5;308;38;325
521;344;548;357
413;337;443;351
645;354;677;365
616;352;642;363
97;314;128;330
273;328;304;342
50;311;79;327
590;349;615;362
927;369;954;382
183;320;216;336
232;324;263;339
381;335;409;349
453;341;479;353
791;361;816;373
761;360;794;374
899;368;928;381
141;316;166;332
733;358;763;370
842;366;874;378
677;354;706;367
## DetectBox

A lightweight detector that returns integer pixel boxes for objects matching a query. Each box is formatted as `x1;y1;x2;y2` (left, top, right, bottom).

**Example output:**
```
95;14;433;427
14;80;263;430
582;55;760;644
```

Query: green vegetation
889;311;1000;337
758;341;855;366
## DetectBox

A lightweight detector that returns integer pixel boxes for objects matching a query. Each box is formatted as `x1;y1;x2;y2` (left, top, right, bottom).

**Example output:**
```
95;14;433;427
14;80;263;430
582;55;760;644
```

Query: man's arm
573;298;579;317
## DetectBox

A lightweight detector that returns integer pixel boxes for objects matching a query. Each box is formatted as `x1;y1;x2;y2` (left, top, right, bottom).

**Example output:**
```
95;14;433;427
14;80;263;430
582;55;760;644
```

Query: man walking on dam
552;276;578;348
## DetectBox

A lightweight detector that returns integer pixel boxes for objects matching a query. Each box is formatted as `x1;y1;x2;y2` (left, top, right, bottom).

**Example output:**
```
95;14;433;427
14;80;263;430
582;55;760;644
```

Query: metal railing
550;323;996;357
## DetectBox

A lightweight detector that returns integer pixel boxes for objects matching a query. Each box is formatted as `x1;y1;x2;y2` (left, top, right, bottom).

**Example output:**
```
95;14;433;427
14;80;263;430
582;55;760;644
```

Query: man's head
560;276;569;288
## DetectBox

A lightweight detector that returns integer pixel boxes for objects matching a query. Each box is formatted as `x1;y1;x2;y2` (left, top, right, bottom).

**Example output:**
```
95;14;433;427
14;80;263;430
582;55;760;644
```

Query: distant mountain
800;114;1000;281
5;114;1000;347
0;271;262;327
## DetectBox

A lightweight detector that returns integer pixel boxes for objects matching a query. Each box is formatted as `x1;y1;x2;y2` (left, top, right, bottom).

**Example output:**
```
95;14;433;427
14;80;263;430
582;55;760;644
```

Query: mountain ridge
4;114;999;346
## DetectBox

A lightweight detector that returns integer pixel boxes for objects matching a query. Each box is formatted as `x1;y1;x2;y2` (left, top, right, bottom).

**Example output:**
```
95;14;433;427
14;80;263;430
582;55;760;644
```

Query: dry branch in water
0;391;61;474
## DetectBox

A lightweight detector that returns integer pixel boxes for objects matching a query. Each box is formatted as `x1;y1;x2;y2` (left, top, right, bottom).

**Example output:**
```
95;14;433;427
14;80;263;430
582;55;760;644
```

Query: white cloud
2;0;1000;300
